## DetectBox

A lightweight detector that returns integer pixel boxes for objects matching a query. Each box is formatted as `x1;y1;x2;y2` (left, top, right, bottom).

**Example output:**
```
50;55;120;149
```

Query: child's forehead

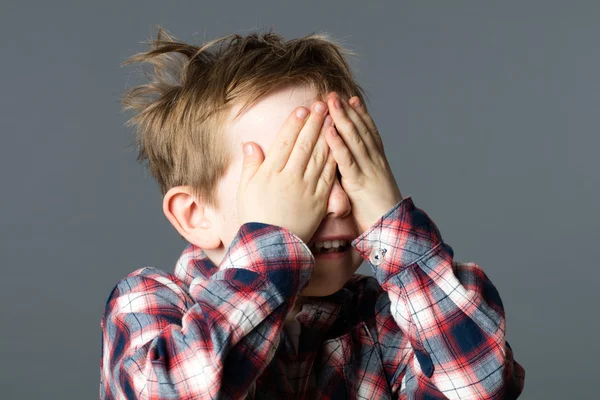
227;84;323;146
245;84;320;118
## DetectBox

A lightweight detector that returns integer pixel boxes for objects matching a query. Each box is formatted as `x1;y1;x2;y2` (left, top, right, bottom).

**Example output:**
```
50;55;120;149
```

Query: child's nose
325;179;352;219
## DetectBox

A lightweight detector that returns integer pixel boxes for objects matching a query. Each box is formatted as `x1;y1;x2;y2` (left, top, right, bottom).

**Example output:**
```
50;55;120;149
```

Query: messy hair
120;25;368;213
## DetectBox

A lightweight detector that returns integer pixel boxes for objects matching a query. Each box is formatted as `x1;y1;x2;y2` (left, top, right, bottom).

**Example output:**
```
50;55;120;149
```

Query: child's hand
237;101;337;245
324;92;403;234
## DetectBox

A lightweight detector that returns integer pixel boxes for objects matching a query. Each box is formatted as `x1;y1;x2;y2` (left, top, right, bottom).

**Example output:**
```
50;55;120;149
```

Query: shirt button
369;246;387;265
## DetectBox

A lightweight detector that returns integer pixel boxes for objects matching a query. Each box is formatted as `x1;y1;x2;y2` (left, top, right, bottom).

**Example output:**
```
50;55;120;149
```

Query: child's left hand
324;92;403;234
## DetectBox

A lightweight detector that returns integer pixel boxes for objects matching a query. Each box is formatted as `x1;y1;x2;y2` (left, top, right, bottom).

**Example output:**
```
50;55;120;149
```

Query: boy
100;27;525;399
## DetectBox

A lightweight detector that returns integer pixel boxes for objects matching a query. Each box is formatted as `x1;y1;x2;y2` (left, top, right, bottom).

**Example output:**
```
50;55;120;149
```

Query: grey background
1;1;597;399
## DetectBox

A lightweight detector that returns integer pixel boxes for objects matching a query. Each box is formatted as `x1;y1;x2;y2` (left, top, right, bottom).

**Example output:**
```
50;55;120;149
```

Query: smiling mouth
310;243;350;254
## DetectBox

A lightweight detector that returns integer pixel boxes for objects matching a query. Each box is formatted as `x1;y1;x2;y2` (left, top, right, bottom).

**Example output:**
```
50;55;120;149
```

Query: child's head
121;27;368;296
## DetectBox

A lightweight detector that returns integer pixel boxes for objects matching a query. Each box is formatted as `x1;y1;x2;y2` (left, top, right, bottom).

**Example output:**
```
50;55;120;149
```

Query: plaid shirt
100;197;525;399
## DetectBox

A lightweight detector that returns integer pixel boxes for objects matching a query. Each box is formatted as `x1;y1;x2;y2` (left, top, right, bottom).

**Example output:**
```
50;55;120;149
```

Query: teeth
310;239;347;251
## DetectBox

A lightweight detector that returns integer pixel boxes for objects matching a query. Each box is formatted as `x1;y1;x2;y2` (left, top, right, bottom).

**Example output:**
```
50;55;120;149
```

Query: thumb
239;142;264;183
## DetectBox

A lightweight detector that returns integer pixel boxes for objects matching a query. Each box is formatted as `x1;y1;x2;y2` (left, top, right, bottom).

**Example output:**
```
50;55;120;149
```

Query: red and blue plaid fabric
100;197;525;399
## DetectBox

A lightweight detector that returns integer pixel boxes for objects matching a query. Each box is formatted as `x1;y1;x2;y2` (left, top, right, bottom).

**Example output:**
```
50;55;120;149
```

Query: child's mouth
312;244;348;254
310;244;350;259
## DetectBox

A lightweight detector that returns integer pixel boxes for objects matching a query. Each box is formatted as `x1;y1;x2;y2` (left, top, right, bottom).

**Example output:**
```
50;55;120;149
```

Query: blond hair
120;25;368;213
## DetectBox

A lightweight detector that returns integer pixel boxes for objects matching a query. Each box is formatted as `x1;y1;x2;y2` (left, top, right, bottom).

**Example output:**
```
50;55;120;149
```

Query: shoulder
102;266;194;319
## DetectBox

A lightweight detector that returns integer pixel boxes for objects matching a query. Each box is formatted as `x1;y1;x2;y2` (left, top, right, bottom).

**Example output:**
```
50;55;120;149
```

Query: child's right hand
237;101;337;245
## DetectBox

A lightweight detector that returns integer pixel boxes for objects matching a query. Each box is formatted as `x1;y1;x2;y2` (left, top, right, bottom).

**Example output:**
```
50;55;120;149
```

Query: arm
352;197;525;399
100;222;313;399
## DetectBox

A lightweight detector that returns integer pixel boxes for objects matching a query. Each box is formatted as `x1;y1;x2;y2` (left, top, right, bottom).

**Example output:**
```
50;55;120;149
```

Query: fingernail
243;143;253;156
334;99;342;109
351;97;361;108
296;107;309;119
314;102;327;115
324;115;332;127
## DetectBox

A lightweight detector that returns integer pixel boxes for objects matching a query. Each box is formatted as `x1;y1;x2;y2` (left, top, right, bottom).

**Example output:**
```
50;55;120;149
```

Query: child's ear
162;186;222;249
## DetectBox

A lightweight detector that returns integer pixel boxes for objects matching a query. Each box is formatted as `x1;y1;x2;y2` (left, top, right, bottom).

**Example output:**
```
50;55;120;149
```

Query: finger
335;95;380;159
348;95;384;152
263;106;311;172
324;124;361;182
239;142;264;189
304;114;333;187
326;94;371;171
315;142;338;196
284;101;329;175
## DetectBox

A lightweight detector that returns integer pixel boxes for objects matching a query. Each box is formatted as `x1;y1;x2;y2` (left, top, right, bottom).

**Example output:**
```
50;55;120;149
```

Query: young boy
100;27;525;399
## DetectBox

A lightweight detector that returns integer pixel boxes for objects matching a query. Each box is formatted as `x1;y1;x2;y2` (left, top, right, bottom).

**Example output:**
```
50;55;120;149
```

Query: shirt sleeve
99;222;314;400
351;197;526;399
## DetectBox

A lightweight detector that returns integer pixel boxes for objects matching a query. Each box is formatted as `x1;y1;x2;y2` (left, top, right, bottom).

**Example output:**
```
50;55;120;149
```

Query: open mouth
309;241;350;255
311;244;349;254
